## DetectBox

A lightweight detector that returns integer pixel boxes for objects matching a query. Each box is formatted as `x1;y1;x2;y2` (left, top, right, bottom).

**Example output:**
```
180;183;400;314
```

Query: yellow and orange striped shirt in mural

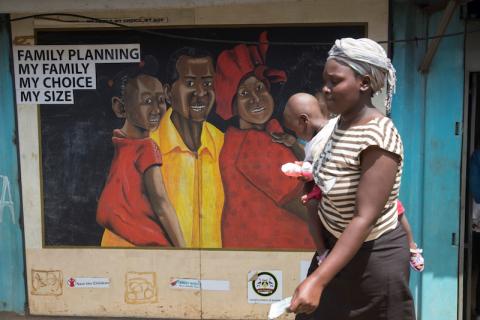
150;108;224;248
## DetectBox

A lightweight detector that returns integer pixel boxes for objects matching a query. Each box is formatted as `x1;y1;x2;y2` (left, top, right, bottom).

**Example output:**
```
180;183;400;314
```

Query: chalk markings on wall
0;175;15;224
124;272;157;304
31;270;63;296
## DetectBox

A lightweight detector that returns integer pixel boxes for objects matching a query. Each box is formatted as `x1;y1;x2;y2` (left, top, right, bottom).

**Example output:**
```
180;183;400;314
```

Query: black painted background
37;25;365;246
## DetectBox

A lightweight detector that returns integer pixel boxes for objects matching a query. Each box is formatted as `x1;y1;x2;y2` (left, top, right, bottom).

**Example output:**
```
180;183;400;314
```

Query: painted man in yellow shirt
151;48;224;248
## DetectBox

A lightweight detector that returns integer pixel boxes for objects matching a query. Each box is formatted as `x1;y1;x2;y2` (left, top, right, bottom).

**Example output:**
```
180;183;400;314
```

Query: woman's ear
360;75;372;93
112;97;126;118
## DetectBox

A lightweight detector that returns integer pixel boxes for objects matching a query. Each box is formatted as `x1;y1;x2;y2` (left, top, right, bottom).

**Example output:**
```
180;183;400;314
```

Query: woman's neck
338;102;377;130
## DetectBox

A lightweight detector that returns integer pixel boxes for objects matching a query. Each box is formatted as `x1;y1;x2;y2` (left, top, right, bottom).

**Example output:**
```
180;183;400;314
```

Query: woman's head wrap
214;31;287;120
327;38;396;115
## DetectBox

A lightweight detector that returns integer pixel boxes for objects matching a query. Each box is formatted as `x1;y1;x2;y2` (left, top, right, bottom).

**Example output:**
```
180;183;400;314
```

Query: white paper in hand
268;296;292;319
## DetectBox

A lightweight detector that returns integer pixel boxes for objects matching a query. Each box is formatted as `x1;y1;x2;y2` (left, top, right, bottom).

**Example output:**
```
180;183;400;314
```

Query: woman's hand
289;275;324;315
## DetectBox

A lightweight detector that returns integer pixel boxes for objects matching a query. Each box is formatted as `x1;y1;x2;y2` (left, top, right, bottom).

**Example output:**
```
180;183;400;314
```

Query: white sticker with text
66;277;110;288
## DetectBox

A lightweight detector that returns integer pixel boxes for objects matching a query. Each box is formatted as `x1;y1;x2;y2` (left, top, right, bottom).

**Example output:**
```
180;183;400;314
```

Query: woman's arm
290;146;400;314
144;166;186;247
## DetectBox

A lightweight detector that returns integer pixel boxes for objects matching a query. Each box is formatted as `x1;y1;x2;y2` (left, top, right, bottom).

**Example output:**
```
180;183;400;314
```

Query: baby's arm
301;185;322;204
144;166;186;247
399;212;416;250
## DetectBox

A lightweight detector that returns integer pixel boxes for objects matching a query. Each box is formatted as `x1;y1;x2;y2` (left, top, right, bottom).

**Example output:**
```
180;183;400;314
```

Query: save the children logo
252;272;278;297
66;276;110;288
67;278;76;288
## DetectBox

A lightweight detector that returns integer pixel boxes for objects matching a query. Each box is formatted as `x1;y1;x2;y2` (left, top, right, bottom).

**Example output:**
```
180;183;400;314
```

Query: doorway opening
463;72;480;320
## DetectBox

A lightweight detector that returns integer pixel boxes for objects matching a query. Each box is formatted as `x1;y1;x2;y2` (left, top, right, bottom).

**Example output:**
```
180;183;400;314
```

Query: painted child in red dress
97;58;185;247
215;32;314;249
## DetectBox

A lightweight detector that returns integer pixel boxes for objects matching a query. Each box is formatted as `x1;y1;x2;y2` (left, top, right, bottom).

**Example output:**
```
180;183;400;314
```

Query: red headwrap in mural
214;32;287;120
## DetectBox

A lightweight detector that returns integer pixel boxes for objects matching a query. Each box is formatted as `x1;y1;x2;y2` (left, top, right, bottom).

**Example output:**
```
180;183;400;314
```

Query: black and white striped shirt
312;117;403;241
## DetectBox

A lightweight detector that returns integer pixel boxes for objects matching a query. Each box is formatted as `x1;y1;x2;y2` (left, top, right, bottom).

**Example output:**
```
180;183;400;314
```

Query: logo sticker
66;277;110;288
248;270;283;304
252;272;278;296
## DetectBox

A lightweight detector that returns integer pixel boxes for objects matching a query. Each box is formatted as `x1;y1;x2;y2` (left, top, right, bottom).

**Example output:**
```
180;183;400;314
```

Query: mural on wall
216;32;310;249
37;26;365;249
96;59;185;248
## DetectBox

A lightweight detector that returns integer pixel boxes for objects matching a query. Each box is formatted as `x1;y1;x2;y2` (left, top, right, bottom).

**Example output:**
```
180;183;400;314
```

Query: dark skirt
296;224;416;320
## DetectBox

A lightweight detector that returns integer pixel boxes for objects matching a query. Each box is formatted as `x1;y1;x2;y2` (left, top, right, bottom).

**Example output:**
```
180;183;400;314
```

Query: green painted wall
0;14;26;314
392;2;464;319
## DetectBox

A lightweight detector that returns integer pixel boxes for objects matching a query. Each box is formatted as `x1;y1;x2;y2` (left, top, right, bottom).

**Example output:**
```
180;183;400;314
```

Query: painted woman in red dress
215;32;314;249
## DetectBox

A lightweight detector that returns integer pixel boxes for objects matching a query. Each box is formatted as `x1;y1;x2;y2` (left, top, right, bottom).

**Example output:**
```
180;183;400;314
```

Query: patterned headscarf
327;38;396;115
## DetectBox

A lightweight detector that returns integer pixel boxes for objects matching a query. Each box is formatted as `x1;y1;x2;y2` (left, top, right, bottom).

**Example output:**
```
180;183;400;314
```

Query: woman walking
290;38;416;320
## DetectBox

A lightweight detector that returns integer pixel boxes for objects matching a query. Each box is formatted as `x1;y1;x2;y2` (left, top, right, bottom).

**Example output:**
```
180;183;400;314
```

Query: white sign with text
66;277;110;288
13;44;141;104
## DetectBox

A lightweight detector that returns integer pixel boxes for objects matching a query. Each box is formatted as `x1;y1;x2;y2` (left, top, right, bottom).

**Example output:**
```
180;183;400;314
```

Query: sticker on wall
125;272;157;304
170;278;230;291
31;269;63;296
201;279;230;291
247;270;282;304
170;278;200;290
300;260;311;282
66;277;110;288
